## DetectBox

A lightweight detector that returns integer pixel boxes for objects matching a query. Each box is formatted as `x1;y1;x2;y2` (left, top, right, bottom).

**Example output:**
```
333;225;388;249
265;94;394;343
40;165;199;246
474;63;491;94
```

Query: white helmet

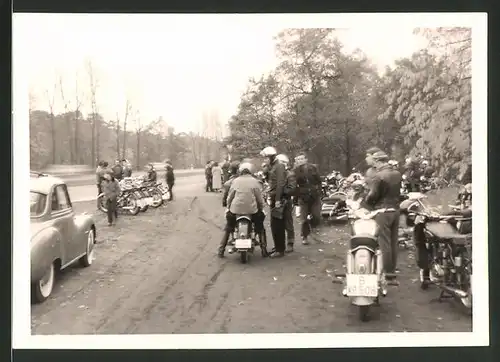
388;159;398;166
276;154;289;165
239;162;254;174
260;146;277;157
422;160;429;166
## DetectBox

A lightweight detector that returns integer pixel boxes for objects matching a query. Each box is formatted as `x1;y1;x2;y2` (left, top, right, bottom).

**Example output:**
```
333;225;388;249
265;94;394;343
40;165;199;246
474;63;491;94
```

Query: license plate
235;239;252;249
345;274;378;297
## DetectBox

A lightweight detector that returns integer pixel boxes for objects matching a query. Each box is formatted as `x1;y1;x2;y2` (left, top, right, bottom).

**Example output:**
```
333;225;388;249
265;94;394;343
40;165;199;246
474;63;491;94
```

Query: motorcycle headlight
420;176;425;181
352;219;378;236
402;174;407;180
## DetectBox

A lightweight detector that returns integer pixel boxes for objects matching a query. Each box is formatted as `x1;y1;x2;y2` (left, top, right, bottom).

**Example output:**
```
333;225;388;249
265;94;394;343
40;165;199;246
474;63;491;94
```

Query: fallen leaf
78;305;86;309
318;249;324;252
299;274;307;278
273;277;278;281
396;314;401;318
437;317;442;320
238;301;244;305
326;269;333;274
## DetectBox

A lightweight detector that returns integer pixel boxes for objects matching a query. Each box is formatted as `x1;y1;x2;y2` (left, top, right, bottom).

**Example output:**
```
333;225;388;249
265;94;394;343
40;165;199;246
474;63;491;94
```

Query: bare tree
133;111;143;170
115;112;121;159
58;74;74;163
74;73;83;163
45;83;58;164
121;98;132;159
86;59;100;167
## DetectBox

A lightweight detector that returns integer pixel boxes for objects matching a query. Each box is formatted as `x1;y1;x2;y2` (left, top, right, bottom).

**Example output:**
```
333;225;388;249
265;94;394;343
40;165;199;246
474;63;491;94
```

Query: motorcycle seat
322;195;346;203
349;236;378;251
426;222;470;245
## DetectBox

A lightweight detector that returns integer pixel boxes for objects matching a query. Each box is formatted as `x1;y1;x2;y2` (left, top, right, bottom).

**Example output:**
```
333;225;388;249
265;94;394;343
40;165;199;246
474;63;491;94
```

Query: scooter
332;201;398;322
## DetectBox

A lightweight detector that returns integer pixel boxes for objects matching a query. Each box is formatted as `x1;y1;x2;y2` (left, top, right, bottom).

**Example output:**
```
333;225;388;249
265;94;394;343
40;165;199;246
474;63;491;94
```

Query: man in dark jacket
165;160;175;201
365;150;402;282
364;146;382;189
112;159;123;181
205;161;213;192
403;156;422;192
145;163;157;182
260;146;287;258
277;154;297;253
122;159;132;177
293;153;322;245
221;159;230;183
222;161;240;208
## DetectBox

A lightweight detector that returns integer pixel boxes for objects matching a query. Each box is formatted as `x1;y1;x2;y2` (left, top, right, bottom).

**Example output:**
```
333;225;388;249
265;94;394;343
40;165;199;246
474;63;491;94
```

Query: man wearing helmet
277;154;297;253
218;162;266;258
260;146;287;258
365;150;402;282
403;156;422;192
293;153;322;245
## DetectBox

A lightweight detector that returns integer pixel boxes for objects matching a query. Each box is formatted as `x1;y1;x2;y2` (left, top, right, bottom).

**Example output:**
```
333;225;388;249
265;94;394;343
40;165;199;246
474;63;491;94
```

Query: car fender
73;213;97;247
31;227;62;282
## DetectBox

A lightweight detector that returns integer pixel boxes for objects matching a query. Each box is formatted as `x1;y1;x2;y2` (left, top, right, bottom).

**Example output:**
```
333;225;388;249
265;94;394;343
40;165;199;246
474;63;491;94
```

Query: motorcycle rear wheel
97;195;107;213
359;305;370;322
126;196;141;216
240;251;249;264
150;190;163;208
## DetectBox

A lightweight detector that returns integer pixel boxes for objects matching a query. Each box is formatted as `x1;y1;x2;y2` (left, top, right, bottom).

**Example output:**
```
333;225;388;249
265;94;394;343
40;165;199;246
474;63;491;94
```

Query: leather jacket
365;163;402;209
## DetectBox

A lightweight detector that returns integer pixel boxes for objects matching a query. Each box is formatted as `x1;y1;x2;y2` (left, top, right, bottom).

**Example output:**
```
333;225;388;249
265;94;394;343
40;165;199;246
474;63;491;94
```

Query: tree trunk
136;132;141;170
344;120;351;175
122;123;128;159
74;112;80;163
116;124;121;159
91;116;96;167
50;112;56;164
96;115;100;164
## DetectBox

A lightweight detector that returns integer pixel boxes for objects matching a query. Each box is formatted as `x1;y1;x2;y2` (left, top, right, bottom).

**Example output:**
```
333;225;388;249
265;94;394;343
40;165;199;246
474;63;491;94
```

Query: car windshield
30;191;47;217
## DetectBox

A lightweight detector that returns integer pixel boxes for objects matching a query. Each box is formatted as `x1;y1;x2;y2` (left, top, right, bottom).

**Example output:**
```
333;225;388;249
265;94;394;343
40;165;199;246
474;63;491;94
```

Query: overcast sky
16;14;430;134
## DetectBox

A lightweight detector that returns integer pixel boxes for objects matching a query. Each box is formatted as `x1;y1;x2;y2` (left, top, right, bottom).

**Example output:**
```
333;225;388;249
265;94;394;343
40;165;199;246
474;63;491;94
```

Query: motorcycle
332;203;398;322
143;181;164;208
320;191;349;222
97;183;141;216
155;182;172;201
398;192;436;249
228;214;269;263
412;208;472;313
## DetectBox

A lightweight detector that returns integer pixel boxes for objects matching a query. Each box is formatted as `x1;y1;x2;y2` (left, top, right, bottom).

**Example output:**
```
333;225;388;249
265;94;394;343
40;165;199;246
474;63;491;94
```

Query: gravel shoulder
31;187;471;334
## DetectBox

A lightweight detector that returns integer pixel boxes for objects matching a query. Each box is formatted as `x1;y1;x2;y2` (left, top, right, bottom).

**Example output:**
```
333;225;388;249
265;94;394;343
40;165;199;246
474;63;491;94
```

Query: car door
50;184;77;263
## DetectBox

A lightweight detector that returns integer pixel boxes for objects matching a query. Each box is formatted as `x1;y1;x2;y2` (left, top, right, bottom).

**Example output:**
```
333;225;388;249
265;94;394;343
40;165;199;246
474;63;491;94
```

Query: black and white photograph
12;13;488;349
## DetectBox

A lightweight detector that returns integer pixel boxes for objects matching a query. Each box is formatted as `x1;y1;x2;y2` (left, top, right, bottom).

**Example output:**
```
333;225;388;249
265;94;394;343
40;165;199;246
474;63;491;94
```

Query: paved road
31;183;471;334
60;168;204;187
69;173;206;203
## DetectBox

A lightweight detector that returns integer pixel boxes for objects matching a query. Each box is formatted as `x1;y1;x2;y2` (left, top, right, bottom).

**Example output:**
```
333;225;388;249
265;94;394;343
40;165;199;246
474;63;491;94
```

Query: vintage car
30;171;97;303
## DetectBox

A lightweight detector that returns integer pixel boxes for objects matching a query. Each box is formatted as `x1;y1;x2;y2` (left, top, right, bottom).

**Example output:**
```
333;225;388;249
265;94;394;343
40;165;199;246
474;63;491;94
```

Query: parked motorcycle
97;184;140;215
228;214;269;263
332;204;398;322
398;192;435;249
156;182;172;201
321;191;349;222
412;208;472;313
143;181;164;208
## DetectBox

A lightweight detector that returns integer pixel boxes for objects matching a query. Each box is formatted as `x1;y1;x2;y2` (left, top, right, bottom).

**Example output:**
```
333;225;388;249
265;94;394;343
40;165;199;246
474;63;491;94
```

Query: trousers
297;196;321;238
106;198;118;224
374;210;400;274
283;198;295;245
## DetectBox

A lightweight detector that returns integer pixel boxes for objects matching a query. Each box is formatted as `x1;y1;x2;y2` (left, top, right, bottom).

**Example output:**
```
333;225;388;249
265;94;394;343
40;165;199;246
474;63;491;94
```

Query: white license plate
345;274;378;297
235;239;252;249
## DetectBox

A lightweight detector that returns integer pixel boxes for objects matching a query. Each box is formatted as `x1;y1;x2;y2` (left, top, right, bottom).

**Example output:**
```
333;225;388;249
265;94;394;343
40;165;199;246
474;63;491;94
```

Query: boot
285;242;294;253
218;231;231;257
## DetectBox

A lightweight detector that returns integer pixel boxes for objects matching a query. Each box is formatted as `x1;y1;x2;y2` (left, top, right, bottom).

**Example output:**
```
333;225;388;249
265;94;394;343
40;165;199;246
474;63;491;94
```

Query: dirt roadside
31;188;472;334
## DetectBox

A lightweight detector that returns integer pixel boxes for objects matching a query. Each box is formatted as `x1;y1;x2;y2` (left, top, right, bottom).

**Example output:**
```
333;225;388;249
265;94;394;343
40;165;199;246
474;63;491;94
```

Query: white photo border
12;12;489;349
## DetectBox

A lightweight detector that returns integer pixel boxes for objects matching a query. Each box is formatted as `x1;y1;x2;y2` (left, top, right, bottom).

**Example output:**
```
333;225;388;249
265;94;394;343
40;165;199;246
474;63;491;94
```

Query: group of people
95;159;176;226
205;160;231;192
217;145;405;284
218;146;325;259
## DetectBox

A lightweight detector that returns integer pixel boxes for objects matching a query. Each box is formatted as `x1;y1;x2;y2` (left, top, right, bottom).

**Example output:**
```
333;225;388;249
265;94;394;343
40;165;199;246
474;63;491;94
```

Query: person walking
212;162;223;191
101;170;121;226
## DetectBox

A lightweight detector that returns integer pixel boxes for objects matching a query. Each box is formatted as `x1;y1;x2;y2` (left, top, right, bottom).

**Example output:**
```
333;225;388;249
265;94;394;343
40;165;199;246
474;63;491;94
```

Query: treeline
225;28;471;180
29;109;224;170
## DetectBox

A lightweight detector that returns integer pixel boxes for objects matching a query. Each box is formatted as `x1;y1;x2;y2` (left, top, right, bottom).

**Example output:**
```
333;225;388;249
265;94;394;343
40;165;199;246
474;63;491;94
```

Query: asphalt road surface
31;181;471;334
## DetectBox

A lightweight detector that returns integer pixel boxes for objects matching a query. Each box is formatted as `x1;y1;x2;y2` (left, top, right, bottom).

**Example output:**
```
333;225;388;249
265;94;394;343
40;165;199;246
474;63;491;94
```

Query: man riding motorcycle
261;146;287;258
218;162;265;258
277;154;297;253
364;150;402;282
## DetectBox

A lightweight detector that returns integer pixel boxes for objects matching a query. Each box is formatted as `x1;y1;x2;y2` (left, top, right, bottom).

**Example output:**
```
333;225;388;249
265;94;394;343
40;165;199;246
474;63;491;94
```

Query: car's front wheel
31;262;55;303
79;228;96;267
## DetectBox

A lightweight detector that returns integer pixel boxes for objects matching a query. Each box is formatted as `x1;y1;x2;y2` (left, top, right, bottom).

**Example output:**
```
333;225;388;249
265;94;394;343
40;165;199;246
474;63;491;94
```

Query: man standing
293;153;322;245
165;160;175;201
221;159;230;183
205;161;213;192
260;146;287;258
364;147;382;189
365;150;402;283
95;161;109;196
112;159;123;181
277;154;297;253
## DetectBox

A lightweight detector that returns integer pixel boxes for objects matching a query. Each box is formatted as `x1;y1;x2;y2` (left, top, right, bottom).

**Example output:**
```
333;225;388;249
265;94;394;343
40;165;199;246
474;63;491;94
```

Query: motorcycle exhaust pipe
437;284;468;299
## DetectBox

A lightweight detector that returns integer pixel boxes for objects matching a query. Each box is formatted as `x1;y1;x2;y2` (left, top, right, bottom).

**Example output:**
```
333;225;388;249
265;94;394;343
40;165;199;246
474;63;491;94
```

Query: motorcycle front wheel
150;189;163;208
126;196;140;216
97;195;107;213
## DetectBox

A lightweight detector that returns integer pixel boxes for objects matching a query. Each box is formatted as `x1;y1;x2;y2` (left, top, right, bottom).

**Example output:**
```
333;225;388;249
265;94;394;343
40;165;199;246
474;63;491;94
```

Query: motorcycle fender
351;296;374;306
